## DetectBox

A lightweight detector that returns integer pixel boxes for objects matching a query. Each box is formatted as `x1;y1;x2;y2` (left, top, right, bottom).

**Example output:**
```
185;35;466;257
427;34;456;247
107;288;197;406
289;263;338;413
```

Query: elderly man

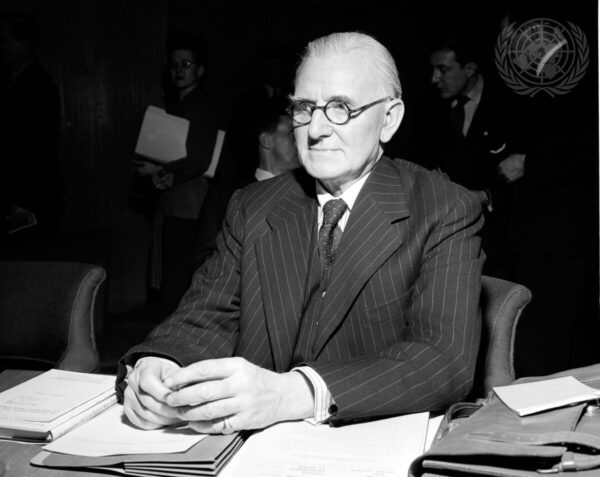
120;32;484;434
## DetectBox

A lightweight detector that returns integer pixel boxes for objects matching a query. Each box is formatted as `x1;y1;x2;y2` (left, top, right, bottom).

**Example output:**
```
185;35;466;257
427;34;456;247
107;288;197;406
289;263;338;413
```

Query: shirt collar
465;74;483;105
255;168;276;181
451;74;484;107
315;172;371;212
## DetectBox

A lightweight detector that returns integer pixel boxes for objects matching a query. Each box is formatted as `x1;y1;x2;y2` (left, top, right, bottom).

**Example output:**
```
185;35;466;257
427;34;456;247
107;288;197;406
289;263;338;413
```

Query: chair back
471;275;532;398
0;261;106;372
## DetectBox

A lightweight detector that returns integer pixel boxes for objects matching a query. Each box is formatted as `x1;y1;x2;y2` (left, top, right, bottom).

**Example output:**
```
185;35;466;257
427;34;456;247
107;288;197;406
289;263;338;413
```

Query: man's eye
327;101;349;113
328;101;348;111
291;102;314;115
297;102;314;111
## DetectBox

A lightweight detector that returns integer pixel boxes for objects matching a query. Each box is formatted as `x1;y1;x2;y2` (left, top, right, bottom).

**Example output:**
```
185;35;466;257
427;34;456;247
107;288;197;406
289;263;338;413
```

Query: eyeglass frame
169;59;197;70
287;96;395;126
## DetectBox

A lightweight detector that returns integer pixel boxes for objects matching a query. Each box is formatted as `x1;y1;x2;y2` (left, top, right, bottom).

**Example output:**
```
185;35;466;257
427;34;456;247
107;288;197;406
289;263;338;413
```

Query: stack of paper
135;106;189;163
31;404;244;476
0;369;116;442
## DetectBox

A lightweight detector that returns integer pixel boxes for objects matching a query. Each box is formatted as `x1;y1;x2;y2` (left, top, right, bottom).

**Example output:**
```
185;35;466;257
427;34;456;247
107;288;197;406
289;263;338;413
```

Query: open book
0;369;116;442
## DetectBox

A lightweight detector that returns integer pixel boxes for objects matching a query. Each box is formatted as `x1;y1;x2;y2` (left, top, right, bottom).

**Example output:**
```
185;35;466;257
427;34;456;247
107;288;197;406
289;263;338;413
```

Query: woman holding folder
134;31;223;315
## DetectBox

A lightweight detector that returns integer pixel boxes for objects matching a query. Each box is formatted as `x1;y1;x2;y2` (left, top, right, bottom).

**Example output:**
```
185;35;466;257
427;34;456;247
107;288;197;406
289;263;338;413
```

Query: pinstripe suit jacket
123;156;484;423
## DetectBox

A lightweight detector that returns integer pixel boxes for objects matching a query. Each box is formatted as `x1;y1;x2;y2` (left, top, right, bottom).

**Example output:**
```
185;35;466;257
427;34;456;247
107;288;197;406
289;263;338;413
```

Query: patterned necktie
450;94;469;139
319;198;348;269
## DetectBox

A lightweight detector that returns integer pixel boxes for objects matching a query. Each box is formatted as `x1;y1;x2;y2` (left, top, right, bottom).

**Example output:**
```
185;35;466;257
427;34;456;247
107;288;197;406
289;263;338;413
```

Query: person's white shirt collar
452;75;484;136
316;172;371;231
255;168;276;182
466;74;483;105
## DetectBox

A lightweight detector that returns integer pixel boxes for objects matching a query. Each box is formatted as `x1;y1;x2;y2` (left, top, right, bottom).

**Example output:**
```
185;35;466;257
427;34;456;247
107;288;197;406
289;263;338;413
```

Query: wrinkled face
430;49;472;100
292;51;400;195
169;49;202;96
270;115;299;170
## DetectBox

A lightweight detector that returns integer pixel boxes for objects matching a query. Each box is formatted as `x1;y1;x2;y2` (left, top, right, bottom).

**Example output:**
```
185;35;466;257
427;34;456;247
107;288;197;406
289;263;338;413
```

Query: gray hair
296;32;402;98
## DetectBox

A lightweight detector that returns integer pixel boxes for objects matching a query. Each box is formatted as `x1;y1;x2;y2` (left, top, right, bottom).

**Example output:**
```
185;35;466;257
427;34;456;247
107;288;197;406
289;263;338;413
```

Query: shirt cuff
292;366;335;425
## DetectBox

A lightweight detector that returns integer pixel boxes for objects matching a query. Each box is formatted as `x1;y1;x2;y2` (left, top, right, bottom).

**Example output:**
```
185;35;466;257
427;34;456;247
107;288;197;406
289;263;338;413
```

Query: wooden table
0;370;108;477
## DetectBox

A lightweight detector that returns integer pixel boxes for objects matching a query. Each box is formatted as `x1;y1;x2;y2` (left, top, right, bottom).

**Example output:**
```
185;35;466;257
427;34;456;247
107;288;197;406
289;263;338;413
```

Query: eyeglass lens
291;101;350;125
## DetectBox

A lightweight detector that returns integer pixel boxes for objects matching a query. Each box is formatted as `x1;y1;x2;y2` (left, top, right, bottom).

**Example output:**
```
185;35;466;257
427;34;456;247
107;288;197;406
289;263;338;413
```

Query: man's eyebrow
287;94;354;104
288;95;313;103
327;95;353;104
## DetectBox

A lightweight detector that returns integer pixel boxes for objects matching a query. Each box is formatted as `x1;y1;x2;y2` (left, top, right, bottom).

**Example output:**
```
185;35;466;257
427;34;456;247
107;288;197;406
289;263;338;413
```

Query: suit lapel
255;172;316;371
313;158;411;356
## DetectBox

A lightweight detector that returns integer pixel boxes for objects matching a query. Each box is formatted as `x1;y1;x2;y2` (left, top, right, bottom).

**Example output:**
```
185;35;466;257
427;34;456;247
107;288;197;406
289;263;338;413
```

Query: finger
126;365;180;419
123;386;179;428
166;379;232;407
137;370;173;403
137;389;180;419
123;403;166;430
189;416;235;435
123;403;163;430
176;397;241;423
163;358;239;389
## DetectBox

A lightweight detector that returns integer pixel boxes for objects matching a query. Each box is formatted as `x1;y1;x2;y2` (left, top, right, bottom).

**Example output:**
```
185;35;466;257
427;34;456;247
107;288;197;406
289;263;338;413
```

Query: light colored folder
135;106;189;163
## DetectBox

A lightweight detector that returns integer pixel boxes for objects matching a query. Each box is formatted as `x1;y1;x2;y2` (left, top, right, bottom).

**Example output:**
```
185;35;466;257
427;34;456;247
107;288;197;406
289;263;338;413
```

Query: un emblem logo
495;18;589;97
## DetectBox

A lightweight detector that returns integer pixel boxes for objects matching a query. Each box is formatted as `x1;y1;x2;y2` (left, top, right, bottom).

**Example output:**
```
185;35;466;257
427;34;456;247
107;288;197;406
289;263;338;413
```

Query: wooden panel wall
31;0;167;231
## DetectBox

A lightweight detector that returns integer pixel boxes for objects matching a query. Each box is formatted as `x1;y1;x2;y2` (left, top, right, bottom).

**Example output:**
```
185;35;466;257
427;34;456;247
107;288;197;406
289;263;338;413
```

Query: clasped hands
123;356;314;434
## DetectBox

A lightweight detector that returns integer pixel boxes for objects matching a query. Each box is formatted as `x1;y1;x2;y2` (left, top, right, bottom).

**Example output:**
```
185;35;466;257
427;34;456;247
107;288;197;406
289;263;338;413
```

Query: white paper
203;129;226;178
424;414;444;452
0;369;115;424
494;376;600;416
221;412;429;477
135;106;189;163
43;404;206;457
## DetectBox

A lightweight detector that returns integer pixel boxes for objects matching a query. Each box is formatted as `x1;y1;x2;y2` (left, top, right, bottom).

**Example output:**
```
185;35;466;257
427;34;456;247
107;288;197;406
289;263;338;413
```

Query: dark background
1;0;597;315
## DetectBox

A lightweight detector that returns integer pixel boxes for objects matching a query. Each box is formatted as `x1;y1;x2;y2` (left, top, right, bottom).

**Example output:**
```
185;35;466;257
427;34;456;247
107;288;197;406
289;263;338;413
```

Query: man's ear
380;99;404;144
258;131;273;149
196;65;205;79
464;61;477;78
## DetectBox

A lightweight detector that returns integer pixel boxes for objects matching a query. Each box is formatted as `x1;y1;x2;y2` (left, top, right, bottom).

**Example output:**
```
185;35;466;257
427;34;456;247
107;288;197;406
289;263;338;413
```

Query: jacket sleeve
119;190;246;373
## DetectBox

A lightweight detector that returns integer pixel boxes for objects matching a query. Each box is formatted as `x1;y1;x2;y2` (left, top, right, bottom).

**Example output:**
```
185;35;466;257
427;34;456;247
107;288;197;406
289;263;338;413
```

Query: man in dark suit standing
120;32;484;434
410;34;516;279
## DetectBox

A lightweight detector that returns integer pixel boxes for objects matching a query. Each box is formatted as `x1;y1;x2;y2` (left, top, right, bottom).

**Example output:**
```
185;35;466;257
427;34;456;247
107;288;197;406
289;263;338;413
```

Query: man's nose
307;107;332;139
431;69;441;84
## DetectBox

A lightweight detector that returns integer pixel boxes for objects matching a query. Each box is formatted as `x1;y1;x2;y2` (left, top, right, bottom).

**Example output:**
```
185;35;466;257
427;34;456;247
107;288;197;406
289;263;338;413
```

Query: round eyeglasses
287;96;394;126
169;59;197;71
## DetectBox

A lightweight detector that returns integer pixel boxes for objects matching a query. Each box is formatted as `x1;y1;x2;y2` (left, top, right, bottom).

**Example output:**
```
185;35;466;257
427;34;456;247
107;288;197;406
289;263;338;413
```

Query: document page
44;404;206;457
221;412;429;477
494;376;600;416
0;370;115;423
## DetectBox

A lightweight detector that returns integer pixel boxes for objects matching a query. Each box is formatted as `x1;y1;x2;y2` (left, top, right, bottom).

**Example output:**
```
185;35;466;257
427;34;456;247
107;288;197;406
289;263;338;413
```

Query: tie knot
322;199;347;227
454;94;470;107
